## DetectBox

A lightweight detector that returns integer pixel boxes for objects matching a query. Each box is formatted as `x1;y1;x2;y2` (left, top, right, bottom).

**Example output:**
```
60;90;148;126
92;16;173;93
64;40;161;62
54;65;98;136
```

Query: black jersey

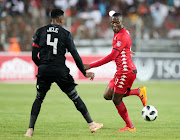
32;24;86;77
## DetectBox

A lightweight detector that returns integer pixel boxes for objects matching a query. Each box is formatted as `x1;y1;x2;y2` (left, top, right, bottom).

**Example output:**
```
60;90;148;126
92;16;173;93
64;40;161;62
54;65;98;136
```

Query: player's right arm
84;35;128;70
32;30;40;66
88;48;119;69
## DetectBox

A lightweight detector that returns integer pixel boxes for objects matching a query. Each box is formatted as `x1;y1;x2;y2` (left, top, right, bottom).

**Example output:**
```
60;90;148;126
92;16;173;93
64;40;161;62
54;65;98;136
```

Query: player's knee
104;94;112;100
66;88;79;101
112;96;123;105
66;88;88;115
112;98;122;105
36;84;49;101
104;87;113;100
36;91;46;101
67;89;88;115
112;92;124;105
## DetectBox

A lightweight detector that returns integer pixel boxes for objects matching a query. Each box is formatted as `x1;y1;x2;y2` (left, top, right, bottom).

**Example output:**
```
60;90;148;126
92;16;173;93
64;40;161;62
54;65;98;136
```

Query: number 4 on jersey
47;34;58;54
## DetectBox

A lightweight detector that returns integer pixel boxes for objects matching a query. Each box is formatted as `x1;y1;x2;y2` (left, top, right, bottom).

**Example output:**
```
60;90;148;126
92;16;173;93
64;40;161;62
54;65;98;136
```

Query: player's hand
131;51;135;55
85;72;95;80
84;64;90;70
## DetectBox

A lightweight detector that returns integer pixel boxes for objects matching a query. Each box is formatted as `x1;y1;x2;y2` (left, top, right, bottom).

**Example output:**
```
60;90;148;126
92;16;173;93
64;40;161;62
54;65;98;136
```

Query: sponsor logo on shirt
117;41;121;47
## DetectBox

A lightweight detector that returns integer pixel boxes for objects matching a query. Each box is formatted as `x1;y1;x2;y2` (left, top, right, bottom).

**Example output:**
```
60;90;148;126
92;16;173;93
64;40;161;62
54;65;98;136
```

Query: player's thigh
104;85;113;100
56;74;77;94
36;75;52;99
104;78;115;99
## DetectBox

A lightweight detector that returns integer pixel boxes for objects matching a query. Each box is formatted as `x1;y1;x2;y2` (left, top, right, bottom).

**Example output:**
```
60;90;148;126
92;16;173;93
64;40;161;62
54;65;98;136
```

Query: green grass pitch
0;82;180;140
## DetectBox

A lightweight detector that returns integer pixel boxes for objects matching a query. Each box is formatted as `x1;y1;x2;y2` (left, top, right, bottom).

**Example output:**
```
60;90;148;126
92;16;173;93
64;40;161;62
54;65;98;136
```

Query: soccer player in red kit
84;13;147;132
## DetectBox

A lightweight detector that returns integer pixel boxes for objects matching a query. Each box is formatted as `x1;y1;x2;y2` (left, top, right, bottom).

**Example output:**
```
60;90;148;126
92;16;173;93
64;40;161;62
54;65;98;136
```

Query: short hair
112;13;123;20
51;9;64;19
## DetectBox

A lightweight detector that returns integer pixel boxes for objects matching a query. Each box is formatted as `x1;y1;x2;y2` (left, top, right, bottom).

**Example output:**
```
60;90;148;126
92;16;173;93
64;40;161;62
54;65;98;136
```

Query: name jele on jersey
47;27;59;33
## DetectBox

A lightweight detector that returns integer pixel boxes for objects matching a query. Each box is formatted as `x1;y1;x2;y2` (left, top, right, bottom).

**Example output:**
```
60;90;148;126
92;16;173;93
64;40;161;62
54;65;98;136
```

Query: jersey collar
118;28;125;33
114;28;125;36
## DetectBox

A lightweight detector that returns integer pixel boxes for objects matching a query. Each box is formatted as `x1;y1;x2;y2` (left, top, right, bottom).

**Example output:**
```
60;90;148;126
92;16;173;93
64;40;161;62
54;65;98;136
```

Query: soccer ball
142;105;158;121
109;10;115;17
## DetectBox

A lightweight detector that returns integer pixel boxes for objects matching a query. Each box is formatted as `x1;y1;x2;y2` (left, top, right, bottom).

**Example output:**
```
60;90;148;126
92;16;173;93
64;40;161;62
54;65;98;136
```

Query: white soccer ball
109;10;115;17
142;105;158;121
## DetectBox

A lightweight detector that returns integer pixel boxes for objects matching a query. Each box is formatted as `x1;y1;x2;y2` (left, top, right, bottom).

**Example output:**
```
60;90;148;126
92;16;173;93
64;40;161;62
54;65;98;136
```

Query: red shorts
108;72;136;94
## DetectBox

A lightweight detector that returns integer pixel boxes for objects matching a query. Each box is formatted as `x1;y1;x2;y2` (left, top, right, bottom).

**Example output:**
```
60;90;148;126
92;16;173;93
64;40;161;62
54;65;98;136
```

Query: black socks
73;96;93;123
29;98;43;128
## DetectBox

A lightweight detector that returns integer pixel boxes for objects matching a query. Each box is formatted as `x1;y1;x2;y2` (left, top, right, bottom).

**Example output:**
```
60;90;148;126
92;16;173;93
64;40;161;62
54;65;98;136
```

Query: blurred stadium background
0;1;180;139
0;0;180;82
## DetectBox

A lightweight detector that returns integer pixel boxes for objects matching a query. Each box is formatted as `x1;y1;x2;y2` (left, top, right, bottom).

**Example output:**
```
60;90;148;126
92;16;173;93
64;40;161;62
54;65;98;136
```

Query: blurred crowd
0;0;180;51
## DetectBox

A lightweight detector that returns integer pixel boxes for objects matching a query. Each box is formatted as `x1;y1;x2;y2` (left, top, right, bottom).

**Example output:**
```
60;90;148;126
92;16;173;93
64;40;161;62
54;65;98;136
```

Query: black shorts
36;74;77;95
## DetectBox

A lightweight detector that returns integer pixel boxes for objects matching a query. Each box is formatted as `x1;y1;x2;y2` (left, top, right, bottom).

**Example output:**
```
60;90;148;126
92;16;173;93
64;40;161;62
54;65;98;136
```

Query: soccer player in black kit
24;9;103;137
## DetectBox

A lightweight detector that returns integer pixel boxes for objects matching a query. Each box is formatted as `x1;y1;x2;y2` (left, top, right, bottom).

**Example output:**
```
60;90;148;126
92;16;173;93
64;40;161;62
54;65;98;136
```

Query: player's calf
67;88;103;132
67;88;93;122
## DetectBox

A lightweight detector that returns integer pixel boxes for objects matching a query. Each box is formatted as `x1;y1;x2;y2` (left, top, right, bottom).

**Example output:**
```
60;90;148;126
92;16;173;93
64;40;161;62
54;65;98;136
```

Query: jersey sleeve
113;35;127;52
32;29;40;66
90;49;119;68
32;29;40;46
66;33;86;76
66;33;76;52
32;47;40;66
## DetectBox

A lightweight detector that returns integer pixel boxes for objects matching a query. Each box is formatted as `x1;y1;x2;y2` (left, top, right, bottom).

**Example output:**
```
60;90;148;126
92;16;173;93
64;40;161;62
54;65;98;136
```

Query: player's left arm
32;30;40;66
66;33;86;76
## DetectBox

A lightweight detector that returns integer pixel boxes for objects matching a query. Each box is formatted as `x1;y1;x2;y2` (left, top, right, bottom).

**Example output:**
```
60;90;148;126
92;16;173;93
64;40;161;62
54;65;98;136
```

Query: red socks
115;102;133;128
124;89;139;97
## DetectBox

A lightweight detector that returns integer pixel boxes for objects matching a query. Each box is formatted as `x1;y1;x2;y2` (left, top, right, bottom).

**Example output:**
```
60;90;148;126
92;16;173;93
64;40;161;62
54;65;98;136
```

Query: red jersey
90;28;136;75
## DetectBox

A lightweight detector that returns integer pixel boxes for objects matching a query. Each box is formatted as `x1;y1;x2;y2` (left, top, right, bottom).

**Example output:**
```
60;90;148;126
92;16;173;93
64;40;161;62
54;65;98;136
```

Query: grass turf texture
0;82;180;140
